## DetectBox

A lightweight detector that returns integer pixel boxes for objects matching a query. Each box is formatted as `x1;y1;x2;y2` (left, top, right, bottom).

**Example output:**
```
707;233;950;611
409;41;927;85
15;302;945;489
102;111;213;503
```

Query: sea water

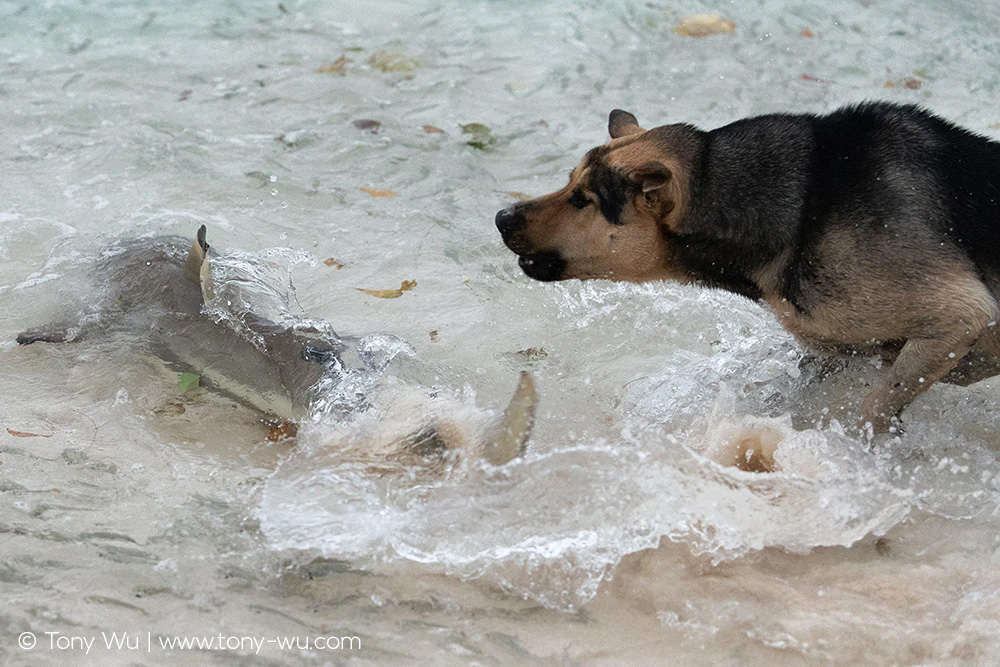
4;0;1000;664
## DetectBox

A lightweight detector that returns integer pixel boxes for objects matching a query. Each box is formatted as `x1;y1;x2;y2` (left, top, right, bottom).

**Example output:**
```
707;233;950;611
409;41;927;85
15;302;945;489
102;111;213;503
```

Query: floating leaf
461;122;495;150
360;187;398;198
505;191;531;201
357;280;417;299
429;330;439;342
323;258;344;269
423;125;445;134
461;122;490;134
316;56;349;75
369;51;419;72
352;119;380;132
801;28;815;38
6;428;52;438
177;372;200;394
800;73;833;83
673;14;735;37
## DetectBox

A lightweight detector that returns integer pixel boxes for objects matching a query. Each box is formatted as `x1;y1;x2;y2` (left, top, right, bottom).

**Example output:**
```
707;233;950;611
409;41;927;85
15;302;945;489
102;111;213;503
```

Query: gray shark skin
16;227;537;465
18;225;340;422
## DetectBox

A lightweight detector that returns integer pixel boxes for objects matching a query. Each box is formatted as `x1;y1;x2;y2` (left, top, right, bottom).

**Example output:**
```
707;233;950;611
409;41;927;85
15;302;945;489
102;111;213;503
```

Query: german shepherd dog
495;102;1000;433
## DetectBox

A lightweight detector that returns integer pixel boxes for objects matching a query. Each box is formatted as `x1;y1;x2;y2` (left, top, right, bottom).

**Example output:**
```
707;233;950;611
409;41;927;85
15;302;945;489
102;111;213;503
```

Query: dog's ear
629;161;672;193
609;109;644;138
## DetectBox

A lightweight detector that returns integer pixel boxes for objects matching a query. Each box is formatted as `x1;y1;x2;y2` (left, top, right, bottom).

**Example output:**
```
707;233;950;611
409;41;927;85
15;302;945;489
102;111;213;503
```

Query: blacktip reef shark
16;226;537;466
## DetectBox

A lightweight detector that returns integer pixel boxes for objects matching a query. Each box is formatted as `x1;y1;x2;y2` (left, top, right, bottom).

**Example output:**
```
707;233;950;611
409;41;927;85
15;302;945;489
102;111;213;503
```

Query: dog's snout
495;206;517;235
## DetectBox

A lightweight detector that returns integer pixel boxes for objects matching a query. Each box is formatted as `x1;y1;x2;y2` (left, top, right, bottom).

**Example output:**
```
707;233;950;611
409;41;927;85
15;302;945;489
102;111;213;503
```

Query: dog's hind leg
859;284;1000;432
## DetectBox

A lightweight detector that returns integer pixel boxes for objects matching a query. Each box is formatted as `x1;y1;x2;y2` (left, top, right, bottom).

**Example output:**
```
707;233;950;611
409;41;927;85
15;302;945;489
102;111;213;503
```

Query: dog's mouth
517;251;566;282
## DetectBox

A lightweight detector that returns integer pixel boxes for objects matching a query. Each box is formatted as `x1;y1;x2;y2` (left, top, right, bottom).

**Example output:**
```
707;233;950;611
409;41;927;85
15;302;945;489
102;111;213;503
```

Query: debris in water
884;76;921;89
352;119;381;133
316;56;349;75
460;123;495;150
673;14;735;37
801;28;815;38
177;372;200;394
357;280;417;299
6;428;53;438
504;192;531;202
323;258;344;269
360;187;398;198
800;73;834;83
429;330;439;342
517;347;548;362
422;125;445;134
178;89;192;101
368;51;419;72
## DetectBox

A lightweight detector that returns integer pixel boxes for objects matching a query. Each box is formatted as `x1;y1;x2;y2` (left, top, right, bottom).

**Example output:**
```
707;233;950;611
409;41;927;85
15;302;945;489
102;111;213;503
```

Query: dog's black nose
495;206;517;235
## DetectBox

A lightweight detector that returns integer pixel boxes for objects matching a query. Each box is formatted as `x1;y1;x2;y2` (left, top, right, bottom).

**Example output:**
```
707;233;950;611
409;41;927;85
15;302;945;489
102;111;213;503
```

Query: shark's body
18;226;338;421
17;227;536;464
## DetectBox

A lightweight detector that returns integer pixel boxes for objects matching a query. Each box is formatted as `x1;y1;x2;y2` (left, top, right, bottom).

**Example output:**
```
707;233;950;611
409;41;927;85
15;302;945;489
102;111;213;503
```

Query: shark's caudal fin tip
482;371;538;466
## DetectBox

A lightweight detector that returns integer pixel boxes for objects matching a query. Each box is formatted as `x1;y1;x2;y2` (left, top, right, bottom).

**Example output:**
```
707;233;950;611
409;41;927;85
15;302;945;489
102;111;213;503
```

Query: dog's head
496;110;698;282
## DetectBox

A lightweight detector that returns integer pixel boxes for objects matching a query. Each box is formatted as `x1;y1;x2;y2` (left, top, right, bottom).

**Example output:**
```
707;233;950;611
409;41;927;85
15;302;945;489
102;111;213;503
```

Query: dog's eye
568;191;590;209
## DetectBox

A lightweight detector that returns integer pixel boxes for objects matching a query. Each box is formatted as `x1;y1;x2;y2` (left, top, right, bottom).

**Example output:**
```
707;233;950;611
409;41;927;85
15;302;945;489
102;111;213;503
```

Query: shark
16;226;537;465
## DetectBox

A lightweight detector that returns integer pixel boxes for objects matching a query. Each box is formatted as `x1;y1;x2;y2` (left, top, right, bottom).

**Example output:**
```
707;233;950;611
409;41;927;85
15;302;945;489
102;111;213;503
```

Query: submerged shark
16;226;537;465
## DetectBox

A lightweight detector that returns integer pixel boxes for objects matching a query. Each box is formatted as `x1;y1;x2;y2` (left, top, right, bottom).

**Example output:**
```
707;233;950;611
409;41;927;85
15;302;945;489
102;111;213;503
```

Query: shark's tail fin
482;371;538;466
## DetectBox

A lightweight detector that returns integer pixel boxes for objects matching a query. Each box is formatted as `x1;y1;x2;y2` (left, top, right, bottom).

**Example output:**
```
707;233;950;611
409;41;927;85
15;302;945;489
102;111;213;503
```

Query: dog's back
678;103;1000;304
809;104;1000;284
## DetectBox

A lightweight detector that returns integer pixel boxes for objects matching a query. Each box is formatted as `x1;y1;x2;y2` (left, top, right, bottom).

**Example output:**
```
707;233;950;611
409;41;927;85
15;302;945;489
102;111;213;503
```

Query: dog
496;102;1000;433
18;227;537;464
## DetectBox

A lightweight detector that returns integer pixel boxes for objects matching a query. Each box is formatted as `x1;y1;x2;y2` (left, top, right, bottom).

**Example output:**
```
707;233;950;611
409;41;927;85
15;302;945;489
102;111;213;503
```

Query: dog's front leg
859;334;979;433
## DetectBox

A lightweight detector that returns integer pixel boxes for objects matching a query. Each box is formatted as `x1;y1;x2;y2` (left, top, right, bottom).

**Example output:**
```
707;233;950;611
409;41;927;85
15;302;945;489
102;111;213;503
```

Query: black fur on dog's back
672;102;1000;310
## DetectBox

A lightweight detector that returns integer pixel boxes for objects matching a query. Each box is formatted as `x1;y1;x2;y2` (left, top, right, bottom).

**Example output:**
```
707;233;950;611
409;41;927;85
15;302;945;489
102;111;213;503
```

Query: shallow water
5;0;1000;665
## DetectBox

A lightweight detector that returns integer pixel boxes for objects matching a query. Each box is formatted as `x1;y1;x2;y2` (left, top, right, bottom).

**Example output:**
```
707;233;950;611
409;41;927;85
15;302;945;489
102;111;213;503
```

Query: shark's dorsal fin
482;372;538;466
198;240;214;303
183;225;209;285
